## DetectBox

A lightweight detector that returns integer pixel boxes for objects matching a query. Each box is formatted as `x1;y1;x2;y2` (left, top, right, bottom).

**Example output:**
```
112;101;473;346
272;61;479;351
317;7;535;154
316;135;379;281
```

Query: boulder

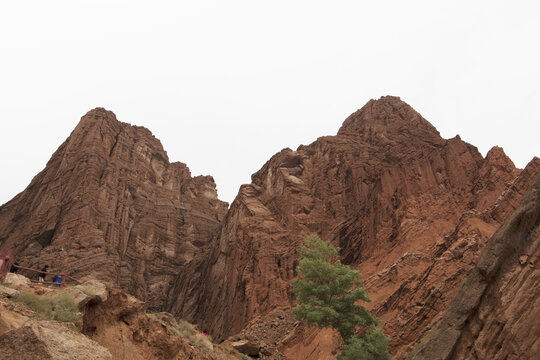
61;277;109;310
4;273;31;289
0;320;112;360
231;339;260;356
0;284;17;297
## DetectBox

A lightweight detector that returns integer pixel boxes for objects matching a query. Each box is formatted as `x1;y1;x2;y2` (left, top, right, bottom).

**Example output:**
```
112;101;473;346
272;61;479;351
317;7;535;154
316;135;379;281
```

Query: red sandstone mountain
1;97;538;359
0;108;228;310
165;96;539;358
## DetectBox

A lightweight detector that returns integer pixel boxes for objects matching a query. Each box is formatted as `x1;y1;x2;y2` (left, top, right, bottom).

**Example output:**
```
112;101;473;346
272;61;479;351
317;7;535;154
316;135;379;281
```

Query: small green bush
177;319;197;338
13;292;53;318
147;314;213;352
13;291;80;322
101;281;114;291
175;320;212;352
192;333;213;352
52;293;81;322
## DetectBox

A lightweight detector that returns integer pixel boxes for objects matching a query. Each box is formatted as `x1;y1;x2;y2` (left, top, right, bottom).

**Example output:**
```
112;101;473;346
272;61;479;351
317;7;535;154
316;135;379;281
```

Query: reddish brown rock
0;320;112;360
166;96;539;359
0;272;238;360
412;172;540;360
1;98;538;359
0;108;228;310
231;339;260;356
82;289;227;360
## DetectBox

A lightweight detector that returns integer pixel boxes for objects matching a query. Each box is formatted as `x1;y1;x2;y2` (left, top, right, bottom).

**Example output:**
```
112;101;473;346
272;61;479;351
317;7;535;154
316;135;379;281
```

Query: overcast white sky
1;1;539;206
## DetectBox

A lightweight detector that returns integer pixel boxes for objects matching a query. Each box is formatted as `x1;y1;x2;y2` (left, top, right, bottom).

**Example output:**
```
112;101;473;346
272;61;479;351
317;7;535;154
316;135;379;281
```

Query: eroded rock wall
166;97;539;359
412;172;540;360
0;108;228;310
1;98;537;359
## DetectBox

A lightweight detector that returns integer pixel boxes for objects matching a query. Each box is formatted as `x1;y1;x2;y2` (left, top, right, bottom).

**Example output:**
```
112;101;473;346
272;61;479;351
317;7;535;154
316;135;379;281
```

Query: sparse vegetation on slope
12;291;80;322
2;274;243;360
148;313;214;353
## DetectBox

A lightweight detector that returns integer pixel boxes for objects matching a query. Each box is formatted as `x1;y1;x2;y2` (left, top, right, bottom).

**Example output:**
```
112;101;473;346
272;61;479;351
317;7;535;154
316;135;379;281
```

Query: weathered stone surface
61;277;109;310
0;108;228;310
4;272;31;289
413;172;540;360
0;284;17;297
1;97;538;359
0;320;112;360
82;289;228;360
0;301;28;336
226;309;297;360
231;339;261;356
165;96;539;359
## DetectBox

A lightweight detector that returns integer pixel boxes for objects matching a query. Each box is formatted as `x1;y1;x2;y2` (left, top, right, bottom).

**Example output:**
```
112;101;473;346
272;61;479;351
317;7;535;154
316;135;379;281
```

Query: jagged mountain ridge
165;96;539;359
1;97;538;359
0;108;228;310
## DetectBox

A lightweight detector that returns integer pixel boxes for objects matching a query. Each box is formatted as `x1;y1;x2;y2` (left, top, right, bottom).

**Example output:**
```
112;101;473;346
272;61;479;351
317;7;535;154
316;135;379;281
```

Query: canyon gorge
1;96;538;359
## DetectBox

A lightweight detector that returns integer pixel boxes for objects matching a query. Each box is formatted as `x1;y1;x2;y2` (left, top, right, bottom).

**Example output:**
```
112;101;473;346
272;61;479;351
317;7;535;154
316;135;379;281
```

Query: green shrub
292;234;392;359
147;313;213;352
177;319;197;338
101;281;114;291
192;333;213;352
338;326;392;360
13;291;80;322
13;292;53;318
52;293;81;322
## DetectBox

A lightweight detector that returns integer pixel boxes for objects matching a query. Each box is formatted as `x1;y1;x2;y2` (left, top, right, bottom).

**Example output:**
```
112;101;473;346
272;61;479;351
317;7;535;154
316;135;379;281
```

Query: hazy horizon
1;1;539;205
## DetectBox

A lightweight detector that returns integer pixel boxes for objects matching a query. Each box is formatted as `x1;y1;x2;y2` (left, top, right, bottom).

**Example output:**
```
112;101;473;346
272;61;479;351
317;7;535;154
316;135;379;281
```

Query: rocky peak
82;107;118;120
166;97;538;360
483;146;517;169
0;109;228;310
337;96;442;146
1;99;537;360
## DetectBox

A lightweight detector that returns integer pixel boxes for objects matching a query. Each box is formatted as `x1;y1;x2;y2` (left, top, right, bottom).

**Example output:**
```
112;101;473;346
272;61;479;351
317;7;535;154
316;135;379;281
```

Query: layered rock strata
1;98;538;359
0;321;112;360
0;108;228;310
166;96;539;359
412;172;540;360
0;272;238;360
